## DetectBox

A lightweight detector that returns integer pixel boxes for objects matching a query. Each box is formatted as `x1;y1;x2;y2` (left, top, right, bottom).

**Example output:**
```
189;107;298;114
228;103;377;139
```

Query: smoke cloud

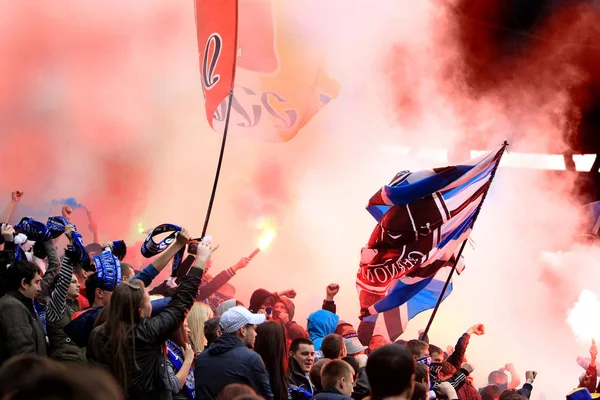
1;1;599;396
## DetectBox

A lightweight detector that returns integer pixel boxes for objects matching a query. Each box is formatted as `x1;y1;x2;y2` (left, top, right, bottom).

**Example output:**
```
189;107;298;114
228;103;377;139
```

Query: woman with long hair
166;321;196;400
254;321;289;400
187;302;213;353
87;234;218;400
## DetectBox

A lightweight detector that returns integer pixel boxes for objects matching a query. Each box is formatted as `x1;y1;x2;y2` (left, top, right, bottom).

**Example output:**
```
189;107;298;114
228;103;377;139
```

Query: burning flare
567;289;600;342
137;222;145;234
258;229;276;251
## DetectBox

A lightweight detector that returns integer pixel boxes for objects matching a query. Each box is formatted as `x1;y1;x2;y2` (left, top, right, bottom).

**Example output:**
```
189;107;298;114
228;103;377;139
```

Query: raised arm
86;210;100;244
0;191;22;224
142;238;217;343
39;238;61;299
447;323;484;369
196;257;250;301
46;226;76;323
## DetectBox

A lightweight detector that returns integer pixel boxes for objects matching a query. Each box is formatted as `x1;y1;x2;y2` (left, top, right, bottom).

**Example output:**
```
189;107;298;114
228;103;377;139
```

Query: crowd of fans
0;191;593;400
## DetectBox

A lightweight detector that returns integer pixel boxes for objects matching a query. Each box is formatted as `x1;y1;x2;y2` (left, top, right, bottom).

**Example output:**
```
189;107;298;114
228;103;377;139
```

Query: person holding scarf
166;321;196;400
87;231;218;400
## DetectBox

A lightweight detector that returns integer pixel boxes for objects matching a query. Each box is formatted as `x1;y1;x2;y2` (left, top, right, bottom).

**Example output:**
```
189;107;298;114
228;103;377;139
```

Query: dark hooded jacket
249;289;275;313
194;333;273;400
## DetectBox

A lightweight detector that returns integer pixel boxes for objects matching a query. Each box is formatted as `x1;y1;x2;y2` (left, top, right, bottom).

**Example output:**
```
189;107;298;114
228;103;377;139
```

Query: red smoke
442;0;600;153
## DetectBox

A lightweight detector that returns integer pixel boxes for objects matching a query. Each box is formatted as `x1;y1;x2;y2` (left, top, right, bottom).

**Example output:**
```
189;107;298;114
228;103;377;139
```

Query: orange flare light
258;229;276;251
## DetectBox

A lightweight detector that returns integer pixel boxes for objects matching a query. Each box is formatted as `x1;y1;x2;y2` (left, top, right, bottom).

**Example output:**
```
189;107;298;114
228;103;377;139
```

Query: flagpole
174;89;235;280
200;89;235;239
423;141;508;337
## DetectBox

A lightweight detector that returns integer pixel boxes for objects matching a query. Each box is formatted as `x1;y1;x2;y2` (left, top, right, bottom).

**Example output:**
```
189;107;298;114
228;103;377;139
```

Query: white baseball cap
219;306;266;334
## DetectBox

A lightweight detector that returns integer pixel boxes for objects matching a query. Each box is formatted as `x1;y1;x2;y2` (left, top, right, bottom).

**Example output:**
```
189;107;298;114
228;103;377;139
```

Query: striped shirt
46;248;75;323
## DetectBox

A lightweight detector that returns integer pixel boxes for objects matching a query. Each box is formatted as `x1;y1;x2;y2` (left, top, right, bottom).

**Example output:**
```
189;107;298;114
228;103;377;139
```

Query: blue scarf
166;340;195;400
94;248;122;291
141;224;185;276
46;216;74;239
33;298;47;336
16;217;52;242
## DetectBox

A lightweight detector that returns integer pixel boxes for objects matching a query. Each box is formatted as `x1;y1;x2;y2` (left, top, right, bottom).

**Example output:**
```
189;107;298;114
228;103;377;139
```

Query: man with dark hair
322;334;347;360
367;344;415;400
195;306;272;400
0;258;45;364
313;360;355;399
204;317;222;348
289;338;316;398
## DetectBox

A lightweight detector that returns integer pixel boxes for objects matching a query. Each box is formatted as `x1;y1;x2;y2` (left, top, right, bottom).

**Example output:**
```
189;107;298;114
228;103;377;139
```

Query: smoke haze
1;1;600;396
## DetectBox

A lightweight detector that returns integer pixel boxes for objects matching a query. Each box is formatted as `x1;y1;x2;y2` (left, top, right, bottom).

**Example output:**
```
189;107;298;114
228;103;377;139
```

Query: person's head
414;363;429;388
104;279;149;389
499;390;526;400
216;383;257;400
67;274;81;300
411;382;428;400
273;296;295;321
321;360;355;396
204;317;222;347
439;361;457;381
255;322;288;400
219;306;266;349
72;263;88;287
488;370;508;390
309;358;330;392
85;272;113;307
407;340;429;361
428;344;443;363
367;344;415;400
248;289;275;314
481;385;501;400
369;334;389;354
170;319;191;349
321;334;347;359
187;302;214;352
290;338;316;374
216;299;243;317
0;355;63;398
342;356;360;376
120;262;134;282
334;322;355;336
0;355;122;400
2;260;42;299
85;243;103;259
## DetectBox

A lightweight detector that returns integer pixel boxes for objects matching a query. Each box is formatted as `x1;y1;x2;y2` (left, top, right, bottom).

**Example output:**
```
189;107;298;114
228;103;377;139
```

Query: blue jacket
311;387;353;400
307;310;339;351
195;333;273;400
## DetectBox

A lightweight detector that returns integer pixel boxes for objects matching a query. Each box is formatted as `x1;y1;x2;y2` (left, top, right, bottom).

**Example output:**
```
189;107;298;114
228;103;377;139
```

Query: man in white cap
194;306;273;400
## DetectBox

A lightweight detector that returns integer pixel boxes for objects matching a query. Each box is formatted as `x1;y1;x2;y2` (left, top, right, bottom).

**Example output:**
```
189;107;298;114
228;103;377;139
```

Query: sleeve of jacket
249;351;274;400
46;249;75;323
142;268;203;344
0;304;36;357
433;368;468;392
196;269;235;301
585;363;597;393
352;367;370;400
132;263;160;287
518;383;533;399
39;240;59;298
447;333;470;369
322;300;336;314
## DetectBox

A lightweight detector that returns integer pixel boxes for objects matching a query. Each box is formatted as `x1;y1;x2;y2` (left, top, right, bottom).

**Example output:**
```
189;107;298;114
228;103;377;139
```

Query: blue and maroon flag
357;146;505;339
